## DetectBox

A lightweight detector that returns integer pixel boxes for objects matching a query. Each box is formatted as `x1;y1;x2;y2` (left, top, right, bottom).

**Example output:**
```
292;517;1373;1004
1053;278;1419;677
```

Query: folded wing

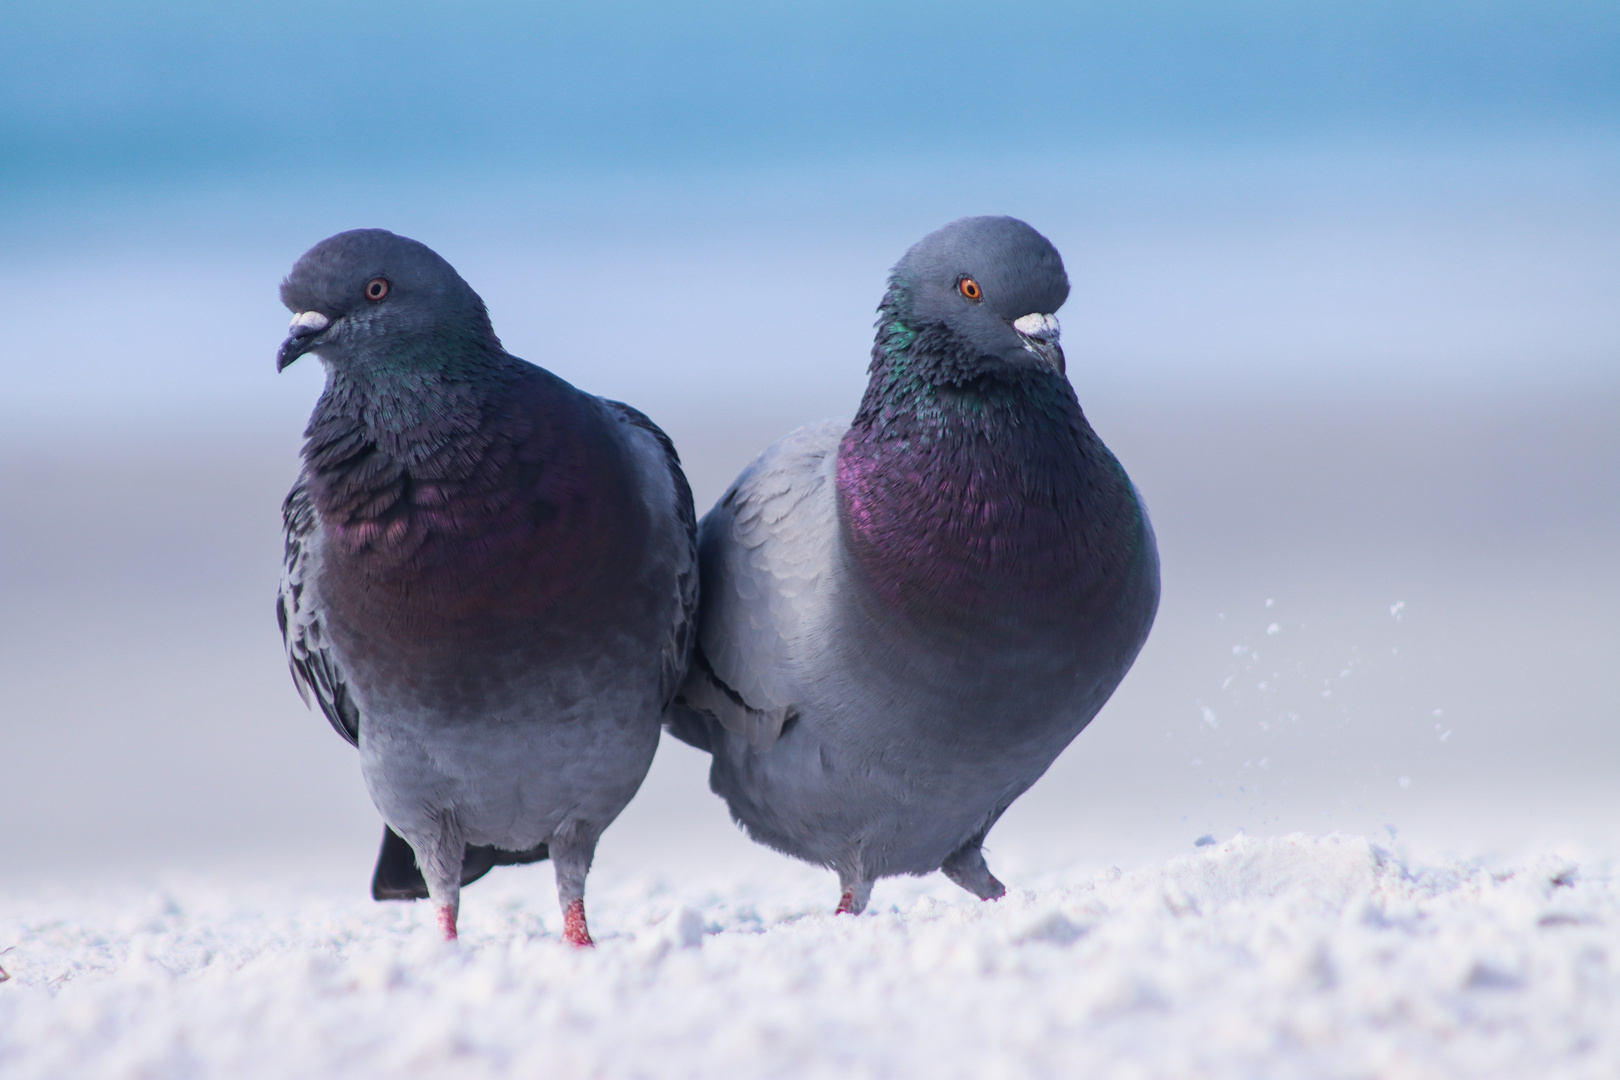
677;418;847;750
277;475;361;746
602;398;700;711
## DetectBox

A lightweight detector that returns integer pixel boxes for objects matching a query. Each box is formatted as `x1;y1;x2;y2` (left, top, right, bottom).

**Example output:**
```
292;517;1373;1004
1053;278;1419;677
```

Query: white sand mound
1;834;1615;1079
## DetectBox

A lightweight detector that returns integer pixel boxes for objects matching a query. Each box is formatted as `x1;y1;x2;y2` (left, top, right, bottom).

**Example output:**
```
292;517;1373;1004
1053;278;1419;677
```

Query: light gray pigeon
276;229;696;944
670;216;1158;913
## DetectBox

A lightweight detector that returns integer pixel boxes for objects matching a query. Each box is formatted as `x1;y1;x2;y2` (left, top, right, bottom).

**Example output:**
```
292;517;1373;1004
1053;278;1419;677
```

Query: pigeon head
277;229;498;372
883;216;1069;376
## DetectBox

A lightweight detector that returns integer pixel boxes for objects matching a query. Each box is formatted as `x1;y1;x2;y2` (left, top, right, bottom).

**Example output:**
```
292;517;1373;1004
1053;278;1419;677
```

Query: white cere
289;310;330;333
1012;312;1060;341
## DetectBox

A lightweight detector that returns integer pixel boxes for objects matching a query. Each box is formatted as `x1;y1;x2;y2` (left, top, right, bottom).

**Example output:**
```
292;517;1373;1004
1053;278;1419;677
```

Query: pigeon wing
678;418;847;750
602;399;700;710
277;473;361;746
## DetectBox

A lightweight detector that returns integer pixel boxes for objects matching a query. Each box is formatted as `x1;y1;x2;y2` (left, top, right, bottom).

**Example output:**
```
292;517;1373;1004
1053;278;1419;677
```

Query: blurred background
1;1;1616;893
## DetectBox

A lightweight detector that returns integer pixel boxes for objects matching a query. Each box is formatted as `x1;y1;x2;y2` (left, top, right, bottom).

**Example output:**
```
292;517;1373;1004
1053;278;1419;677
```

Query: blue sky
4;0;1616;193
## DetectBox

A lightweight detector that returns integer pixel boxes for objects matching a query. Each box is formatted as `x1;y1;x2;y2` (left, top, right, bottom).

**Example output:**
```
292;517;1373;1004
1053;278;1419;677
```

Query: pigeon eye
957;276;982;301
365;278;390;301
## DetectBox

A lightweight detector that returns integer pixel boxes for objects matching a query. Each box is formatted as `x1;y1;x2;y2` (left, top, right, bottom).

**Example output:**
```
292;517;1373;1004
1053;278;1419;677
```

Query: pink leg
436;903;459;941
562;899;594;948
835;877;872;914
0;964;9;983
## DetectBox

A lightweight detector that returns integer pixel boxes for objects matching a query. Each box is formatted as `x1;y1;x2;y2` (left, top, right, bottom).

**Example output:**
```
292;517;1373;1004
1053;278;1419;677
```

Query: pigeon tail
662;701;716;754
370;826;550;902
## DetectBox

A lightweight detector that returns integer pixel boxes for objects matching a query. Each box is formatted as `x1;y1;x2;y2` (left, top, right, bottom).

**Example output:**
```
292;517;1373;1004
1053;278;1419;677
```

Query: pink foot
562;899;594;948
436;904;458;941
0;964;9;983
835;890;857;915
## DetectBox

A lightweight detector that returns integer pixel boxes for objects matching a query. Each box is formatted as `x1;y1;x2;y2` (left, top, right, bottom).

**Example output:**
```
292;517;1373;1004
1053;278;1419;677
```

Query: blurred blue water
2;1;1614;436
3;0;1616;191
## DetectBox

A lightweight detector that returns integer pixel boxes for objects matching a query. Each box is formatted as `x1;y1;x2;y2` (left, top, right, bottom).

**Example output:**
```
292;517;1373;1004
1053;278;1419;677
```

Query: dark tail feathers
664;701;717;753
370;825;551;901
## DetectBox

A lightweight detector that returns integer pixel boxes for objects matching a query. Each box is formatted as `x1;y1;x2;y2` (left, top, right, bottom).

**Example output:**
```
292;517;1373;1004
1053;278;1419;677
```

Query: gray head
277;229;497;372
888;216;1069;374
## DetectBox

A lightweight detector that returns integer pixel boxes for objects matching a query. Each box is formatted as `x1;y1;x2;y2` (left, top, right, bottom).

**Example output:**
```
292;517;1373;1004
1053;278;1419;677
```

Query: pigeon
275;229;696;944
670;216;1158;913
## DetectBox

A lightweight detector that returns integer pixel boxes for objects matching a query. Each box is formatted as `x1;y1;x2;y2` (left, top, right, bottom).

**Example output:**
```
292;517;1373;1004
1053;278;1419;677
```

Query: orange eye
958;276;982;301
365;277;390;301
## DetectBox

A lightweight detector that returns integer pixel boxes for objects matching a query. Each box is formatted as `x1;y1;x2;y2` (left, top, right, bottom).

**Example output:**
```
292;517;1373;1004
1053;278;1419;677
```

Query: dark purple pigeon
276;229;696;945
671;216;1159;913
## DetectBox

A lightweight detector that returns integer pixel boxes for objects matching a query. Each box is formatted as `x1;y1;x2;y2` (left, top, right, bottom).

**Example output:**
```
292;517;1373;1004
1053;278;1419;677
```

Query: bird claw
835;890;858;914
563;899;595;947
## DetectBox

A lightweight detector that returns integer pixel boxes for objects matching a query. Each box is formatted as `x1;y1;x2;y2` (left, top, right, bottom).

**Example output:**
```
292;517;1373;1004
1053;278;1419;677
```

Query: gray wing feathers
602;399;699;710
681;418;848;749
277;475;361;746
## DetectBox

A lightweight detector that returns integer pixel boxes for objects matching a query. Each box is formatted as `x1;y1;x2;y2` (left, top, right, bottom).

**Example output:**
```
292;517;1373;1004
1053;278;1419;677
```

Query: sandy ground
1;834;1615;1079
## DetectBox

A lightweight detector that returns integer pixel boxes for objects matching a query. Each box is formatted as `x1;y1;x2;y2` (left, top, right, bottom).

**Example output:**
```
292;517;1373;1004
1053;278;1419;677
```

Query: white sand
1;834;1614;1079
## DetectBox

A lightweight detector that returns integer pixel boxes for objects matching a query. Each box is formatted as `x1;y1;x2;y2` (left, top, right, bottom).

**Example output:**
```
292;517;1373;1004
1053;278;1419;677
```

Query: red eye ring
958;276;982;301
365;277;390;301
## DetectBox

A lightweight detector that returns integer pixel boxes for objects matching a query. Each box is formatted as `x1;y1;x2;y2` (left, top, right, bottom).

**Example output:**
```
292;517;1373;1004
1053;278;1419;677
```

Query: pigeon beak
1012;312;1064;374
277;310;331;371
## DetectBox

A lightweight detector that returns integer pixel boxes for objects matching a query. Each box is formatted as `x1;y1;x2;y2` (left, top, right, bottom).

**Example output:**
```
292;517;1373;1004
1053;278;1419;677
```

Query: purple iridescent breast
312;382;645;627
835;407;1138;630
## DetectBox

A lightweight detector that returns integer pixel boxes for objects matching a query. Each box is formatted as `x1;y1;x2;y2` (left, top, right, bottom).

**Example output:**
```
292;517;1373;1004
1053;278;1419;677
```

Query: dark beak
277;334;312;371
1042;341;1067;375
1015;332;1065;374
277;311;331;371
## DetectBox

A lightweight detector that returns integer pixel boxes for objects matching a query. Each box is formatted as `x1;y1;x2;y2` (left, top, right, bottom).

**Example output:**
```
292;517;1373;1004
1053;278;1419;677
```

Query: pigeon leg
835;874;873;915
550;825;599;948
405;817;466;941
941;839;1007;901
